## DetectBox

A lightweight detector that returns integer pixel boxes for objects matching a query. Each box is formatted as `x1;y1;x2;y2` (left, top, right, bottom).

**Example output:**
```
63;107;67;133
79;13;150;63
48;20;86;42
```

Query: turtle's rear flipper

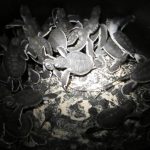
94;55;105;69
10;79;22;92
121;80;137;95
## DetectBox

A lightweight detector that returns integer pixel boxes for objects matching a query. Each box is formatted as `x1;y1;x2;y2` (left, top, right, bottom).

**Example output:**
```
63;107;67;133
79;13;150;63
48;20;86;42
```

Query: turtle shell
66;52;94;75
3;45;26;79
28;36;53;63
112;31;135;55
48;28;67;52
97;107;127;129
104;37;124;59
131;59;150;82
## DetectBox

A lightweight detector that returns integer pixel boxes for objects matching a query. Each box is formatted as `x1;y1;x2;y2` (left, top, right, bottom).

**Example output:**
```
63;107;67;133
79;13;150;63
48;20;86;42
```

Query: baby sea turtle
103;37;128;72
97;100;136;129
52;7;80;37
44;49;94;89
20;5;40;37
26;36;53;64
106;15;142;62
121;59;150;95
43;44;104;89
50;7;82;47
0;37;28;91
67;5;101;52
13;87;43;109
19;5;53;63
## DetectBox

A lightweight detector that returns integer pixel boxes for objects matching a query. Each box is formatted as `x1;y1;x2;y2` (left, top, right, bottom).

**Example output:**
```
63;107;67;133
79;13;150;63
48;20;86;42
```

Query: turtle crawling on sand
43;41;105;90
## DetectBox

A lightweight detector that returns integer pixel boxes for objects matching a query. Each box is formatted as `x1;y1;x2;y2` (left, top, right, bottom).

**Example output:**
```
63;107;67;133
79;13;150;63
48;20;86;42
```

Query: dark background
0;0;150;56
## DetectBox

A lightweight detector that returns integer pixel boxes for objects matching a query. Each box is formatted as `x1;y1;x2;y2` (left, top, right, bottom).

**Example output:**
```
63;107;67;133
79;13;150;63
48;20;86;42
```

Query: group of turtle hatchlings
0;5;149;95
0;4;150;149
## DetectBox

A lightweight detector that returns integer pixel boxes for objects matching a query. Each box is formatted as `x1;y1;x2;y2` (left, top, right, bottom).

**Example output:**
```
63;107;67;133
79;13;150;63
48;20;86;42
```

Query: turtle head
54;56;68;69
43;58;55;70
106;18;119;34
56;8;66;19
106;15;136;34
134;53;147;63
42;46;56;71
91;5;101;19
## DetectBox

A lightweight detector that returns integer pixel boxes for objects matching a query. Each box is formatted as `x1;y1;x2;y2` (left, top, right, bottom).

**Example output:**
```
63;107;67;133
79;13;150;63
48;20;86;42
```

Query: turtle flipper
86;37;95;59
90;26;100;42
67;29;88;52
108;60;121;73
121;80;137;95
98;24;108;48
108;56;127;73
67;32;79;46
28;68;40;85
10;78;23;92
26;46;37;59
61;69;70;90
94;55;105;69
57;47;68;57
53;69;61;80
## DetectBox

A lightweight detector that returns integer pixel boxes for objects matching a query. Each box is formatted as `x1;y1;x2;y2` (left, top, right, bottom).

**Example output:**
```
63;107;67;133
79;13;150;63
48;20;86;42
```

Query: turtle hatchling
0;37;28;92
106;15;143;62
52;7;79;37
121;59;150;95
67;5;101;52
43;46;101;89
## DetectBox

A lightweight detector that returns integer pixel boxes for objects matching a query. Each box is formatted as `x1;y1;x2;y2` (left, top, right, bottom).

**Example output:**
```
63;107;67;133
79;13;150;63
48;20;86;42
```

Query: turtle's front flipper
98;24;108;49
61;69;71;90
28;68;40;85
86;37;95;59
108;60;121;73
67;29;88;52
121;80;137;95
108;55;127;73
